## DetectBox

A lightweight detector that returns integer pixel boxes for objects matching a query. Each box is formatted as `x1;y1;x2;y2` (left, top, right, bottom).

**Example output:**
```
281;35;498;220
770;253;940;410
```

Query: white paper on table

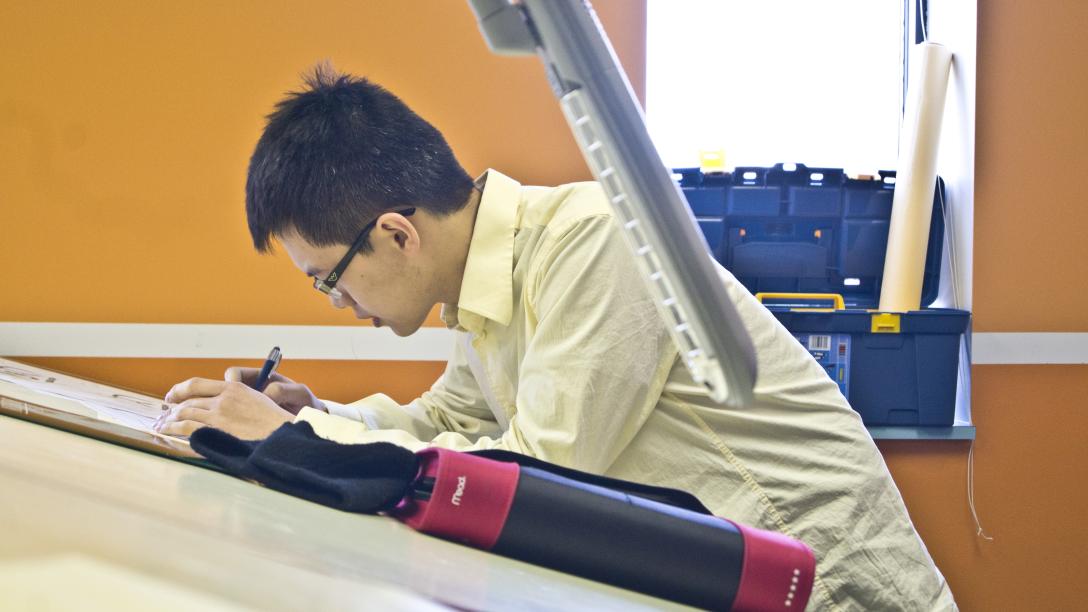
0;357;172;435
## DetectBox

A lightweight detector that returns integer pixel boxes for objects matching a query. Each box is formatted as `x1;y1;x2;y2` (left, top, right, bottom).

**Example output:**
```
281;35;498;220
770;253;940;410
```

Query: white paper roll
879;42;953;312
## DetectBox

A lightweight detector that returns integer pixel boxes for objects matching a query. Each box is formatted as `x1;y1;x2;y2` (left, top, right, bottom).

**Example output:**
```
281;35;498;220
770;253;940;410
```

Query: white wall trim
1;323;1086;365
0;323;456;361
971;333;1088;365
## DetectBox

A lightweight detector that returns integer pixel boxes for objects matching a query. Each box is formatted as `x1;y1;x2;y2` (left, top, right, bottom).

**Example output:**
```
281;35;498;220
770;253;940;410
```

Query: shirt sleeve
303;331;504;444
298;214;678;473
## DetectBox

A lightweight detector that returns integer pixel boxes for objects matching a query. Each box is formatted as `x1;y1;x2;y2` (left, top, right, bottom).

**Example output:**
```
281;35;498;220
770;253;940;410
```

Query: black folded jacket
190;421;418;512
190;422;713;516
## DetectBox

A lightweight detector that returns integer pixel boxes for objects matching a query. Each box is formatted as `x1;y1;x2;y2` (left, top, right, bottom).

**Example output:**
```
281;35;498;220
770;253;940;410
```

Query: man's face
278;224;433;337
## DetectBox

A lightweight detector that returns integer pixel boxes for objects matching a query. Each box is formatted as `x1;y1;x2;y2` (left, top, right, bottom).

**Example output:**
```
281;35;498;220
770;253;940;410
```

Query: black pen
253;346;282;392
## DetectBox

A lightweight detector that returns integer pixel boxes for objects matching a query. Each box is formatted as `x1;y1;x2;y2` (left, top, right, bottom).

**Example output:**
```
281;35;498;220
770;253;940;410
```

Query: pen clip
255;346;282;392
267;346;282;369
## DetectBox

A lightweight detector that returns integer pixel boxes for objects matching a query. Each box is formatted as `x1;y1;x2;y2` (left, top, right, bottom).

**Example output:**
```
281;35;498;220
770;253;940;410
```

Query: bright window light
646;0;904;174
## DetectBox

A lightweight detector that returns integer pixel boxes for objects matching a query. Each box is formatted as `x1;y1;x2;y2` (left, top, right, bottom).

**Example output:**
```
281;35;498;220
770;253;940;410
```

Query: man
159;66;956;610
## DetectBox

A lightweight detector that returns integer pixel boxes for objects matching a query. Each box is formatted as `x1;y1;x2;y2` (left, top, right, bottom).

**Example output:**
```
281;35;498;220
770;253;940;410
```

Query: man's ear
376;211;420;253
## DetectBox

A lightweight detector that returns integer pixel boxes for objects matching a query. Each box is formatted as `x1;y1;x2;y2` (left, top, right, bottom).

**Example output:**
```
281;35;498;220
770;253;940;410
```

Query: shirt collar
445;169;519;332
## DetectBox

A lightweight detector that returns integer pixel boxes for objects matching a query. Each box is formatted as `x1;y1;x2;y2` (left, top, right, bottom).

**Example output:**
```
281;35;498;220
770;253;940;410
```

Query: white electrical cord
967;440;995;540
939;185;960;309
918;0;928;41
938;123;992;542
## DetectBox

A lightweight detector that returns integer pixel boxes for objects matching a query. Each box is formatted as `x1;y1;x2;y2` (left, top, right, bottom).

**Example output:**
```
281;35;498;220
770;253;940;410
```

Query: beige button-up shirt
297;170;955;611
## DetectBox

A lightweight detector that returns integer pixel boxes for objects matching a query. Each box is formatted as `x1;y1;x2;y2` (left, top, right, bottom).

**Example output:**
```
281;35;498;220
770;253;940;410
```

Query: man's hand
223;367;327;415
157;378;294;440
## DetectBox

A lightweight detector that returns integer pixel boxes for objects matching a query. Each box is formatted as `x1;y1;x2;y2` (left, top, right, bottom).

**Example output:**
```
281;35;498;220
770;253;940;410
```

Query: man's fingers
158;380;293;440
224;367;293;386
224;367;256;384
173;401;214;424
262;382;318;415
155;399;215;431
158;420;207;437
263;381;290;404
165;377;230;403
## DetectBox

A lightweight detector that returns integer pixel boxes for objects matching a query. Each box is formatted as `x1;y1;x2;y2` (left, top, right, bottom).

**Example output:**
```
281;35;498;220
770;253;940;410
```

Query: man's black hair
246;63;474;253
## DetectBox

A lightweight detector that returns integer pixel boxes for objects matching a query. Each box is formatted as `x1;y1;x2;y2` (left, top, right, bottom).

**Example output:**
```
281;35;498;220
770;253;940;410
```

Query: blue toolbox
677;163;969;426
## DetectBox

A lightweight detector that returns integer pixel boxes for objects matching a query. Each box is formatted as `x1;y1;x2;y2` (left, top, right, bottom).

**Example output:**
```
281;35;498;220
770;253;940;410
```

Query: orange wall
877;1;1088;609
4;2;1088;610
0;0;644;326
973;0;1088;332
0;0;645;399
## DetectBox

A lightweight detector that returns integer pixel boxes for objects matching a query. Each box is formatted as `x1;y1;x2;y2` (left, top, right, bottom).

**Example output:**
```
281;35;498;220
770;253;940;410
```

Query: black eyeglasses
313;208;416;299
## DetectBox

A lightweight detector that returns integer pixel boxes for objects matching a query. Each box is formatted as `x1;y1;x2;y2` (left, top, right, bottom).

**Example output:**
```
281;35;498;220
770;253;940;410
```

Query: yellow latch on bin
871;313;901;334
699;149;727;174
754;292;845;311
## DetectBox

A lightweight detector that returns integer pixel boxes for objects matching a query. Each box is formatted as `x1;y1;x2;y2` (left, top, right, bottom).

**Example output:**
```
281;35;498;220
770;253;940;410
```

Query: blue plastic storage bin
765;307;968;426
677;163;970;427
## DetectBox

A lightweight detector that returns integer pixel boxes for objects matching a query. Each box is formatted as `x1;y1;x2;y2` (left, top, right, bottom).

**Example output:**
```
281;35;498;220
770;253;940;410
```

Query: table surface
0;414;683;611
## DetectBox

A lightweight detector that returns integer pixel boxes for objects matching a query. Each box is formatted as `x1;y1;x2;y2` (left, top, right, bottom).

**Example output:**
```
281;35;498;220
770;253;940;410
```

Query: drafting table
0;415;685;611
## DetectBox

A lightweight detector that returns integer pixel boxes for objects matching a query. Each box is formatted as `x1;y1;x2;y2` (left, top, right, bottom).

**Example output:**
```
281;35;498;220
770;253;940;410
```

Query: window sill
867;425;975;440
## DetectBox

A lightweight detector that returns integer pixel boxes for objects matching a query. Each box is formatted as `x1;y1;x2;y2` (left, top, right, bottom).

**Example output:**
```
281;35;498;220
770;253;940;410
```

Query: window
646;0;980;436
646;0;906;174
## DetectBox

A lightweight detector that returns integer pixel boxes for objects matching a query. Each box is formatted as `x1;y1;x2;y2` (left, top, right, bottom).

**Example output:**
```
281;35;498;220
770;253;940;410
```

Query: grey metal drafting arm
467;0;757;407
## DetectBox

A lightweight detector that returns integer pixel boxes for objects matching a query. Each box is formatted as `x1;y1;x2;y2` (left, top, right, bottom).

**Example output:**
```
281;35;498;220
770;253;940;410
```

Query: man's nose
329;291;353;309
329;291;371;320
